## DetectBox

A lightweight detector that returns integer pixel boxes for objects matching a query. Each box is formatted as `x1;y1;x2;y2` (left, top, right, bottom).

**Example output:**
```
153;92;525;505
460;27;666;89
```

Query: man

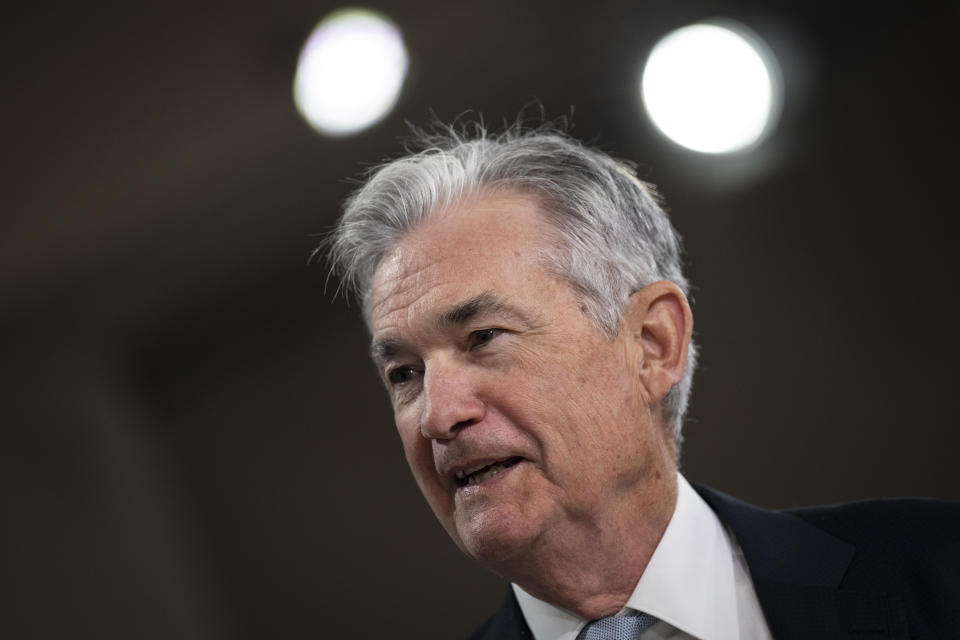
327;122;959;639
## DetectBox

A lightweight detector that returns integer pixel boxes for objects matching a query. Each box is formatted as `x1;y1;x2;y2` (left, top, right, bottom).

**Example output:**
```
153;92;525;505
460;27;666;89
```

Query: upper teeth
456;462;492;479
456;460;513;485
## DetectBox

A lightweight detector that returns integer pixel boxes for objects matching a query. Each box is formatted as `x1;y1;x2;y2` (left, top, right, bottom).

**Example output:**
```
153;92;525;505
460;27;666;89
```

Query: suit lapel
694;484;909;640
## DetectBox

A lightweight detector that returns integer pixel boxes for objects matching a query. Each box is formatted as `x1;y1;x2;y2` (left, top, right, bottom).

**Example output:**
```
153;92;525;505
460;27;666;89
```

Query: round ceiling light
641;22;781;154
294;9;409;137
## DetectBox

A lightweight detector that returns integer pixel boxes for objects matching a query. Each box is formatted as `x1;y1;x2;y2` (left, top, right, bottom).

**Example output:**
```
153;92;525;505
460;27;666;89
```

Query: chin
453;509;537;570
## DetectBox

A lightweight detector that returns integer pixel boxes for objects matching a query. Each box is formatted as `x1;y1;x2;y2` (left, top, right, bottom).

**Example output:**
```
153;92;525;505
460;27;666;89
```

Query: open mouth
454;457;523;487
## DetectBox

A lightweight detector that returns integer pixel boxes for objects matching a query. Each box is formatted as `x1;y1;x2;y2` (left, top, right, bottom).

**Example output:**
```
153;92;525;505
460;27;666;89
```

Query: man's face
369;191;675;571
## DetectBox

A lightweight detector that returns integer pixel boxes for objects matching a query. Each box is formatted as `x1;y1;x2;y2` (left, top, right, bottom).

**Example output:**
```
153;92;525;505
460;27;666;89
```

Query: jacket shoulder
786;497;960;550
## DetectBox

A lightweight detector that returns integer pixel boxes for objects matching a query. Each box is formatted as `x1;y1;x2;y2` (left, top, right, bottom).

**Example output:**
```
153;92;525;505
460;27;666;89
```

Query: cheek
398;421;449;501
398;420;429;477
507;345;612;418
502;344;642;462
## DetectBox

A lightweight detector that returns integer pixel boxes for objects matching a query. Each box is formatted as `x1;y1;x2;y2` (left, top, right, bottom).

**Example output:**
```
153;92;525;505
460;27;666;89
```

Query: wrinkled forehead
367;192;557;332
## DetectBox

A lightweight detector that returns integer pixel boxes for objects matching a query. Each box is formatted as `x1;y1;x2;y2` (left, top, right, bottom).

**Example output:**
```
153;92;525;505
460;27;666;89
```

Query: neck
499;464;678;619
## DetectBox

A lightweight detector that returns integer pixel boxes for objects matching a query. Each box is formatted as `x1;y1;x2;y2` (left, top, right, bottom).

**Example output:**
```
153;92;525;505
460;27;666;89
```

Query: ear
623;281;693;405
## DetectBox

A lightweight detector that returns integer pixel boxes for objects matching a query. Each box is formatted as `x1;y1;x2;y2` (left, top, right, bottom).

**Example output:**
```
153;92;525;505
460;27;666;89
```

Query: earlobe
625;281;693;404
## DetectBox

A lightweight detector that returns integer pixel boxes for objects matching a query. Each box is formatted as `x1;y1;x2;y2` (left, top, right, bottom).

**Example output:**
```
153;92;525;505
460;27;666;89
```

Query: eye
469;328;503;349
387;366;420;386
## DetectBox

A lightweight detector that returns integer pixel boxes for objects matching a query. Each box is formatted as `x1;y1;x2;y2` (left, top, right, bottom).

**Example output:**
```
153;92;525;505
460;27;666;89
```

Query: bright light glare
642;22;780;153
294;9;408;136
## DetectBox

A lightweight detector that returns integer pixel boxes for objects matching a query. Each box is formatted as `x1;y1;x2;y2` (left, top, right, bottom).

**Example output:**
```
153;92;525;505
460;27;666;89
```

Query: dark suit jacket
467;485;960;639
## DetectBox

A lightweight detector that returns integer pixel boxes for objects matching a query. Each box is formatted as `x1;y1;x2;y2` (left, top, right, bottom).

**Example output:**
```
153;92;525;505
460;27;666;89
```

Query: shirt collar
513;474;741;640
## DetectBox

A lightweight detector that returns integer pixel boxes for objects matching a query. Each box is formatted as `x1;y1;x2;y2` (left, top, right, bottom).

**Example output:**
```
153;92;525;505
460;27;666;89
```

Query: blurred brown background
3;0;958;638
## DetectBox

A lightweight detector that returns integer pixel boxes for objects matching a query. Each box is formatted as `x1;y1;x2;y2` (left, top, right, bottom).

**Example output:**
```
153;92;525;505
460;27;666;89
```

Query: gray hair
326;121;697;444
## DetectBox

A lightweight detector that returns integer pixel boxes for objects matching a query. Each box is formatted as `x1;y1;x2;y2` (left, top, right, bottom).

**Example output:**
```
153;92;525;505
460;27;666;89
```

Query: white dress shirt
513;474;773;640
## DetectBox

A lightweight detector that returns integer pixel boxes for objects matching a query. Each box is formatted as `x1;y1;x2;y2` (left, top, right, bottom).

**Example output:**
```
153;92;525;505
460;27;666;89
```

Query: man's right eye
387;366;419;385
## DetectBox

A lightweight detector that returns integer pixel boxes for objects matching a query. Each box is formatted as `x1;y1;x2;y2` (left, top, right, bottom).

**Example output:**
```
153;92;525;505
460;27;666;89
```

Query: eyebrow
370;337;402;363
437;292;522;329
369;292;531;364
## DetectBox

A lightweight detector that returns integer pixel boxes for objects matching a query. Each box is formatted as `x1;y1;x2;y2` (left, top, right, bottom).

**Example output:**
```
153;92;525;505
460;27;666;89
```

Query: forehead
369;191;554;333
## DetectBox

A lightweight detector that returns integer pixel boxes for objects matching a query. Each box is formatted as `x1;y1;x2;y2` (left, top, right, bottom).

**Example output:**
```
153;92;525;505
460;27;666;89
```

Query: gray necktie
576;611;659;640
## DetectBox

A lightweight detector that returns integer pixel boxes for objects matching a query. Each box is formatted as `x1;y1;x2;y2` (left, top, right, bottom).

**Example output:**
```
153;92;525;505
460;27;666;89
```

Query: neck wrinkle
501;470;678;620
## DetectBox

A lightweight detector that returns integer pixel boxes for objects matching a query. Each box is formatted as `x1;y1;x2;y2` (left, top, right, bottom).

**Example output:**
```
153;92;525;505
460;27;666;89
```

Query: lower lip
455;460;524;496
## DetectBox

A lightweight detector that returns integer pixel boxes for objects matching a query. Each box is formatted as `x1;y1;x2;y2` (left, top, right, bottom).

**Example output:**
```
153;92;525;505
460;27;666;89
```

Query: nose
420;360;485;440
